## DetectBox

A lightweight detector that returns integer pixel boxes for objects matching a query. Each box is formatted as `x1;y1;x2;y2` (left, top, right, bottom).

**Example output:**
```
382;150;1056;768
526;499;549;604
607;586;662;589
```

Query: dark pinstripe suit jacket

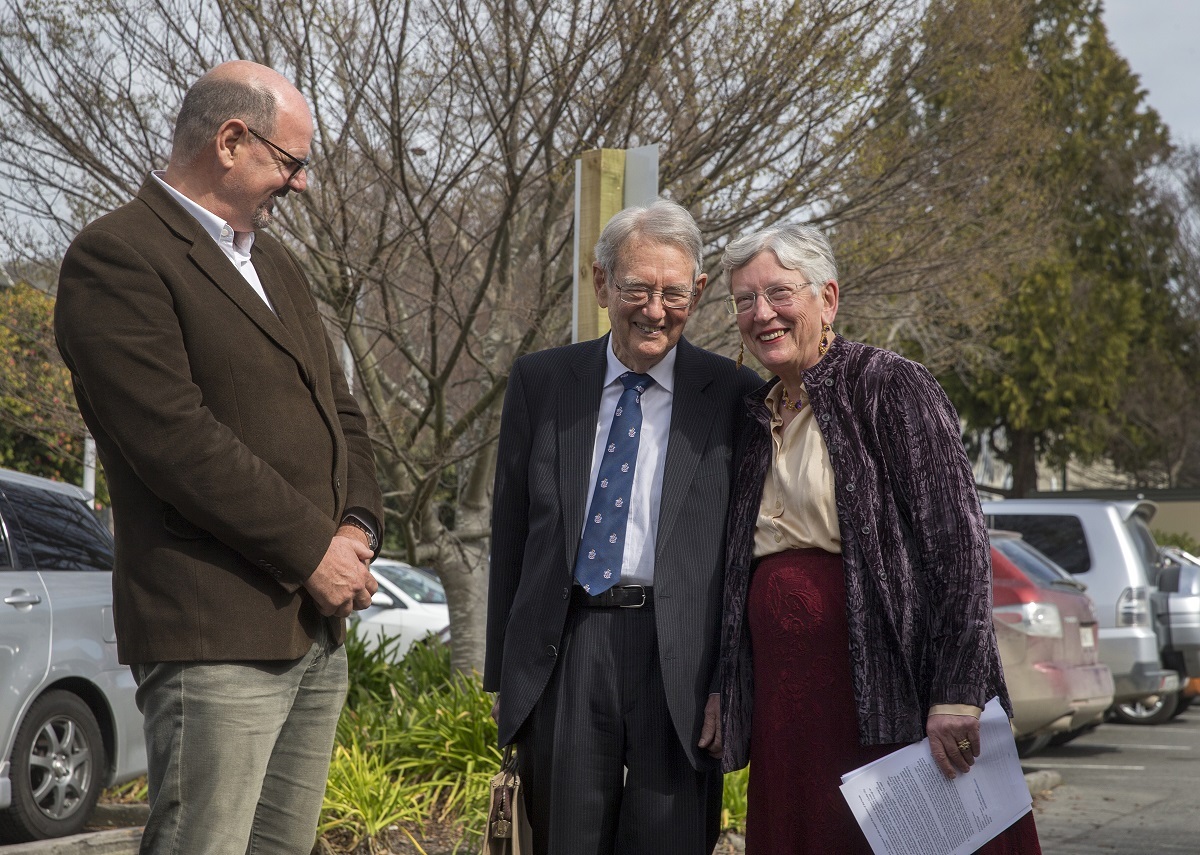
485;335;760;769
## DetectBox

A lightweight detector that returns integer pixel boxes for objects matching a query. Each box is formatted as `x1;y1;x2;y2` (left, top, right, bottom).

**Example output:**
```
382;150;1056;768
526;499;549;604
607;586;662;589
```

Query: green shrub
324;628;497;850
722;766;749;833
1154;529;1200;555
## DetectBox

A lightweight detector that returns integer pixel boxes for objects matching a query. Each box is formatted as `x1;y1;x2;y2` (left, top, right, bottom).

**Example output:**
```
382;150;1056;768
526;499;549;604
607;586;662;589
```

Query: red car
991;530;1115;756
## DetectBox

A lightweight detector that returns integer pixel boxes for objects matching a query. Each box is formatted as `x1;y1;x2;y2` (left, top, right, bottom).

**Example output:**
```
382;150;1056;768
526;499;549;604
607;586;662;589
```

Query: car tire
1111;691;1180;725
0;690;107;843
1170;695;1193;719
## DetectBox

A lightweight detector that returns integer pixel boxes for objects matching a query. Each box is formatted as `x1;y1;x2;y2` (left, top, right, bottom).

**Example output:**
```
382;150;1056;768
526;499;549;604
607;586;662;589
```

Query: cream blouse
753;383;841;559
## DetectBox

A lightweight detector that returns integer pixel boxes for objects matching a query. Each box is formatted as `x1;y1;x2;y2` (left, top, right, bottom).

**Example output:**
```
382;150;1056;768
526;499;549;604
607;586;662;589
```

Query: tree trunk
1008;428;1039;497
437;536;490;677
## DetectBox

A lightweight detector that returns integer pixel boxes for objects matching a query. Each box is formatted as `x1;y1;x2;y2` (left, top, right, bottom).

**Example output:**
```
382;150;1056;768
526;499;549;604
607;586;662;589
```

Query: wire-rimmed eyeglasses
724;283;814;315
616;284;695;310
247;127;311;182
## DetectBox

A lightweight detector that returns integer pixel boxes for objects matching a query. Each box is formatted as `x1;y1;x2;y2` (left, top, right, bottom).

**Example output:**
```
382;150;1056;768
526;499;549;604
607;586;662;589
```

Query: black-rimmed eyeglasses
246;127;311;181
616;284;695;310
724;283;814;315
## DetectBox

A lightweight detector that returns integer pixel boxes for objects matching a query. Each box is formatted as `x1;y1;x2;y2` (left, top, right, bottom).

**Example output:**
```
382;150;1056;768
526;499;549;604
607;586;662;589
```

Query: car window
0;482;114;572
373;563;447;604
0;511;12;568
987;514;1091;575
993;537;1074;587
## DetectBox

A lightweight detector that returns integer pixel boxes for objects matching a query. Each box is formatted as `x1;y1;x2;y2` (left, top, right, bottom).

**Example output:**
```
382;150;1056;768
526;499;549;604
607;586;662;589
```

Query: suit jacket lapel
558;337;607;570
138;179;308;374
657;338;715;555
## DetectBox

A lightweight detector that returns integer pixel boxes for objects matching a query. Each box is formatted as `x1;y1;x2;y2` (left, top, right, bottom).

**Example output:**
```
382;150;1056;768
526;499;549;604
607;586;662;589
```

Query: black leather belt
571;585;653;609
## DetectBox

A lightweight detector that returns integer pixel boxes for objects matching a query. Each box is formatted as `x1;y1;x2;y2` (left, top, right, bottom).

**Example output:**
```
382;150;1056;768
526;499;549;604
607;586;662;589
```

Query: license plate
1081;625;1096;648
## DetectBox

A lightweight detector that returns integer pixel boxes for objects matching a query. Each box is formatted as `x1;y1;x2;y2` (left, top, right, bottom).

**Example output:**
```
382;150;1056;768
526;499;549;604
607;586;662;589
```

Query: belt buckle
619;585;646;608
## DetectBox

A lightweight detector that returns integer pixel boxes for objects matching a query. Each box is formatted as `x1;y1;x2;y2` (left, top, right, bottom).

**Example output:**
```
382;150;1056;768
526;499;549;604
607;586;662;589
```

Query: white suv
0;468;145;842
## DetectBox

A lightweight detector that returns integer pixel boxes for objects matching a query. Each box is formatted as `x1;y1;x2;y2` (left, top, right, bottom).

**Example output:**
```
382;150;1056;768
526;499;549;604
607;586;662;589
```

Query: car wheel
1111;691;1180;725
0;691;107;843
1014;733;1053;758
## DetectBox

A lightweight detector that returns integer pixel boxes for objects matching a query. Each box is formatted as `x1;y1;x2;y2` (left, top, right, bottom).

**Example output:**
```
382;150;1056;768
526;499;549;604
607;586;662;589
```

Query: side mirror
371;590;395;609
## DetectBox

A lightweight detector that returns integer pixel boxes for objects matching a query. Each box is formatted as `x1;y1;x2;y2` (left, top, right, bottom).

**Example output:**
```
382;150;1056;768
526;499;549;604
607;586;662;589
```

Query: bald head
170;61;306;169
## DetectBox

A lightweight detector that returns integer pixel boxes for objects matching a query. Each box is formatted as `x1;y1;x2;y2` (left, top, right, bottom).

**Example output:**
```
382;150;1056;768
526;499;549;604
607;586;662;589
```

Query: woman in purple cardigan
718;223;1041;854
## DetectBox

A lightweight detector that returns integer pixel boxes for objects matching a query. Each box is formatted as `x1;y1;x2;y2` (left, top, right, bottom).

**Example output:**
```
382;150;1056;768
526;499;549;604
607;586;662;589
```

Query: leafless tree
0;0;1048;673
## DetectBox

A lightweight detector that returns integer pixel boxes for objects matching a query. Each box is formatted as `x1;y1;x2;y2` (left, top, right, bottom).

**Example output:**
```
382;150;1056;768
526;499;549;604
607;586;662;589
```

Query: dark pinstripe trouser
516;603;721;855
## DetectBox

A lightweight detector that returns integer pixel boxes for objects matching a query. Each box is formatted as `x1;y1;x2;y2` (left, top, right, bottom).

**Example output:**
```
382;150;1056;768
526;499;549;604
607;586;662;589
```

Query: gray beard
252;198;274;230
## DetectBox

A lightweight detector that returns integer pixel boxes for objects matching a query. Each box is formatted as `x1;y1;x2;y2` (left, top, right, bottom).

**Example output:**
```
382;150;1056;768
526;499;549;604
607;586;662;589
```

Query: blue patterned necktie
573;372;656;595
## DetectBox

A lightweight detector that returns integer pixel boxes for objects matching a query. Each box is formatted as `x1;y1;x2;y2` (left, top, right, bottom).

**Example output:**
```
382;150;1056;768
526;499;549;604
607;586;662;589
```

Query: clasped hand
302;528;377;617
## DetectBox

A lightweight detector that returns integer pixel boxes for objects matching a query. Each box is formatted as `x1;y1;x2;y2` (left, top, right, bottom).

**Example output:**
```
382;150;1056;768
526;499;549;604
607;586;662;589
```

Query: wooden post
572;145;659;343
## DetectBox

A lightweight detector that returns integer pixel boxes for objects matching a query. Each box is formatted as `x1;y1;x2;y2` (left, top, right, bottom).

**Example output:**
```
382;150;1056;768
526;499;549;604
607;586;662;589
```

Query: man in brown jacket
54;61;382;854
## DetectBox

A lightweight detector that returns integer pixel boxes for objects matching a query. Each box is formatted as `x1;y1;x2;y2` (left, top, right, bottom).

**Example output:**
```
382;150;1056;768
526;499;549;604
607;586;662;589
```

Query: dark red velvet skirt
745;548;1041;855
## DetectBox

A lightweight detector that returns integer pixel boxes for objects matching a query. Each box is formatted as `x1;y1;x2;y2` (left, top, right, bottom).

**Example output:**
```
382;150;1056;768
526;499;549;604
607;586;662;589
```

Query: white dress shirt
580;339;677;586
150;171;276;314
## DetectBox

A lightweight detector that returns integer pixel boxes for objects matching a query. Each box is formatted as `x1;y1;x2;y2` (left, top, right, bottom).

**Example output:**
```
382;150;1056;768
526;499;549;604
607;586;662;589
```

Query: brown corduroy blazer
54;176;382;665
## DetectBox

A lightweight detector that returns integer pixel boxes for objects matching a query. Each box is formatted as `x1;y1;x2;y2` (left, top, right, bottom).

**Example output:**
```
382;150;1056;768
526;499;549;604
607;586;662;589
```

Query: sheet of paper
839;697;1031;855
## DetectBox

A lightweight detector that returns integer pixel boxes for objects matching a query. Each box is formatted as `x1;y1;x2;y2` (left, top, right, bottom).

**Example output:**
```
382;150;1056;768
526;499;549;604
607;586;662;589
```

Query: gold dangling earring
818;322;833;357
736;340;745;369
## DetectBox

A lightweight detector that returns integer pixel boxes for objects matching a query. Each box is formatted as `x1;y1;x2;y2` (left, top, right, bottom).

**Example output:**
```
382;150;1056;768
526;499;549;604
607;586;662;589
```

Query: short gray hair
594;199;703;282
721;223;838;296
171;77;278;166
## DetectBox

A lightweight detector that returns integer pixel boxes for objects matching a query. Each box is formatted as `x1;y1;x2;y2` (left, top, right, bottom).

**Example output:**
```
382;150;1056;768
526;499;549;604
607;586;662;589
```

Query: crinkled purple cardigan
719;336;1010;773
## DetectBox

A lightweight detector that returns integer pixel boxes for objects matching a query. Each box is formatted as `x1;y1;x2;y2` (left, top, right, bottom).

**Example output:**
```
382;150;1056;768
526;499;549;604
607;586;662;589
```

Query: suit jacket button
562;587;569;600
546;645;557;657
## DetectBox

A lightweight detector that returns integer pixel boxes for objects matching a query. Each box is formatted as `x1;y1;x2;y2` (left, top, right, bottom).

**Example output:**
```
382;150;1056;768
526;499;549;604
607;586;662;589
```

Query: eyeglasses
246;127;311;182
724;283;813;315
615;284;695;310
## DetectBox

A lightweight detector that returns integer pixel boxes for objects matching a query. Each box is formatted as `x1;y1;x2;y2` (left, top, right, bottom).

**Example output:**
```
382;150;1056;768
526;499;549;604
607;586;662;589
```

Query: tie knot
620;372;654;393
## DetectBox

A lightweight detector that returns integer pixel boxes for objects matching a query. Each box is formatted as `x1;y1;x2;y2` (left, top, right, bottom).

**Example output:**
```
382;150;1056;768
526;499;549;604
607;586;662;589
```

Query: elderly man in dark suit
485;200;760;855
54;61;382;854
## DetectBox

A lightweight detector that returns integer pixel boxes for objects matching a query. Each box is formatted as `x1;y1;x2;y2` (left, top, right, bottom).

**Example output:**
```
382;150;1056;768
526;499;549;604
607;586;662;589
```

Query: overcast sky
1102;0;1200;148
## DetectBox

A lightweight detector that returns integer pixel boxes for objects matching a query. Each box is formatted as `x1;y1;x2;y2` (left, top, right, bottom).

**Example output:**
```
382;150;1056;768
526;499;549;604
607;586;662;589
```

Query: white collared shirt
580;339;676;585
150;171;276;314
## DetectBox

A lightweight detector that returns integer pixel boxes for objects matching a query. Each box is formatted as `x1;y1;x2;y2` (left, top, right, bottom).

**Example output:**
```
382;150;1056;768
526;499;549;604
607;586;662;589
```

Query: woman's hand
926;713;980;778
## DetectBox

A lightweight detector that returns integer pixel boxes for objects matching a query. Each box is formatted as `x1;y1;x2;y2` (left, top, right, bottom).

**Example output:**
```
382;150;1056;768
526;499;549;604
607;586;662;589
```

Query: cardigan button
824;378;833;386
879;573;888;581
847;483;856;492
820;413;830;422
861;526;869;535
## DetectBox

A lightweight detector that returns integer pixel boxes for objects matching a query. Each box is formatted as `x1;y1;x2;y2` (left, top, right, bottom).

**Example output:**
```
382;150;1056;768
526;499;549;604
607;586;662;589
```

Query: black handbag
481;744;532;854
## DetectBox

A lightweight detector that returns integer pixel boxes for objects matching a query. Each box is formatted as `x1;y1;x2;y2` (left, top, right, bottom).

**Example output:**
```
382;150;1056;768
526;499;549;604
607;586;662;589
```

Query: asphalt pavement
1027;705;1200;853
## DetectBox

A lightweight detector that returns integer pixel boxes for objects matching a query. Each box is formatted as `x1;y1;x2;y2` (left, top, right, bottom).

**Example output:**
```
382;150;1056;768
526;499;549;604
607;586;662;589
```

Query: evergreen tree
947;0;1175;495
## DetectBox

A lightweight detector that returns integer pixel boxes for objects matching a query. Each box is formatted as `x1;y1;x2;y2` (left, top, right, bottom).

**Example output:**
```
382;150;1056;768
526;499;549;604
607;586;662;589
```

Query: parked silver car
0;469;145;842
981;499;1182;722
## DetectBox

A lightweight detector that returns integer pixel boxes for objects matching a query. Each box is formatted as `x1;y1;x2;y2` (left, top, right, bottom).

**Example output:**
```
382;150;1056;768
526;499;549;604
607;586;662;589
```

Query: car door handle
5;589;43;606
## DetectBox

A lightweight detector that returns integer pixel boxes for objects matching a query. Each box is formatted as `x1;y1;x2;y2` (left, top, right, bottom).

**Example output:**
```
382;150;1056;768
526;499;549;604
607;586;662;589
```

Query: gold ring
957;738;972;752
